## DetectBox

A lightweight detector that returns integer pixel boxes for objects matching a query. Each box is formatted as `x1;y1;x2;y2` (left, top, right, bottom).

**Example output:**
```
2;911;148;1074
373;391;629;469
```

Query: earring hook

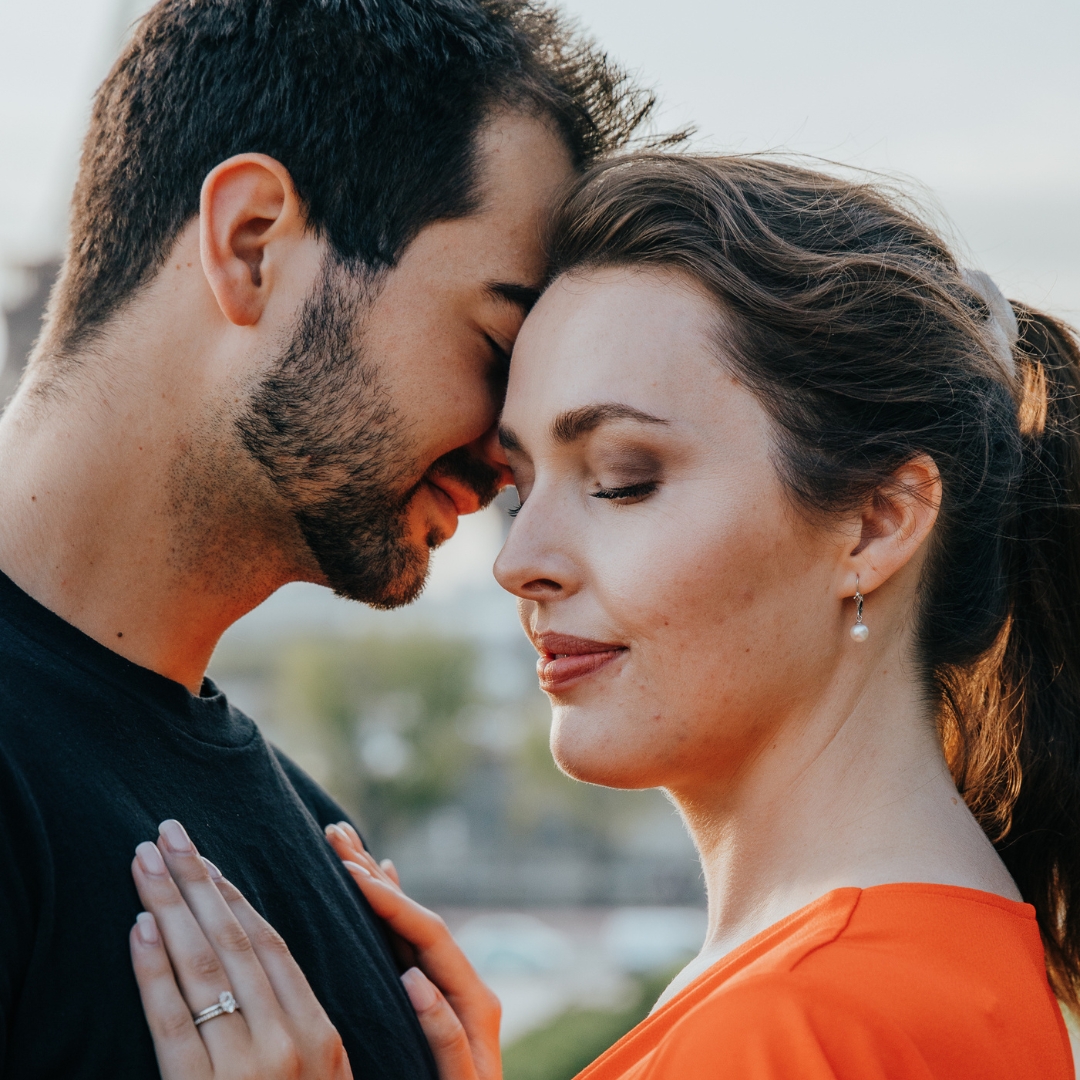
851;575;868;642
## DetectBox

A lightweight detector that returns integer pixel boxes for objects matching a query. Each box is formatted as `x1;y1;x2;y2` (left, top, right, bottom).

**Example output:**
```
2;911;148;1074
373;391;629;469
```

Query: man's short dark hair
50;0;656;353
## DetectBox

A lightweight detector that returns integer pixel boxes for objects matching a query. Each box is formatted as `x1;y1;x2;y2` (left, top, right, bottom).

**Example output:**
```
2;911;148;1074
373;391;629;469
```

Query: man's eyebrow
486;281;543;313
551;403;669;445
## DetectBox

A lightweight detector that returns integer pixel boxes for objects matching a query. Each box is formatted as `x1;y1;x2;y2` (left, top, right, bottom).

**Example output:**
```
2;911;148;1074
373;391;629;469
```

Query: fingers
206;867;334;1031
325;823;370;871
144;822;284;1041
130;913;212;1080
401;968;479;1080
132;840;251;1061
326;824;501;1076
207;872;353;1077
337;856;476;984
340;860;431;933
327;822;488;990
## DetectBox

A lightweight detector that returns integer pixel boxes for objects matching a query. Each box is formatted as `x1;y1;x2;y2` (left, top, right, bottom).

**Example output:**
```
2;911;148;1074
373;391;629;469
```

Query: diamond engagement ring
193;990;239;1027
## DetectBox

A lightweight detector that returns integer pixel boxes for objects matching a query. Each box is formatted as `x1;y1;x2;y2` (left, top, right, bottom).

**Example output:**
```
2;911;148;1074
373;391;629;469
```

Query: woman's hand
129;819;352;1080
325;821;503;1080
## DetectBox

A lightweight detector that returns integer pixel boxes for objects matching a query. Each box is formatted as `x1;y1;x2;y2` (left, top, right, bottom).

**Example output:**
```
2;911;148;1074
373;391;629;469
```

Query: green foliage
212;635;482;840
502;970;675;1080
210;631;696;888
502;721;674;843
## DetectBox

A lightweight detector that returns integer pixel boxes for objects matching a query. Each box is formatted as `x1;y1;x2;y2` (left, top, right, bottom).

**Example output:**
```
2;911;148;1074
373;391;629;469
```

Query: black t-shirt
0;568;437;1078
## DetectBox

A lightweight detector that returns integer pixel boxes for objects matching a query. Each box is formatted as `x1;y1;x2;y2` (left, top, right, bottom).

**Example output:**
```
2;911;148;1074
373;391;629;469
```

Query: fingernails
158;819;193;853
342;860;372;878
135;911;160;945
202;857;223;881
136;841;167;875
326;823;346;841
401;967;436;1011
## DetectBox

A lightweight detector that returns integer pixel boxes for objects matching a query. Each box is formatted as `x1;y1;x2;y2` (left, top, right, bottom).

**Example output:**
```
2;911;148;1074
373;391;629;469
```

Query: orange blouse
576;884;1072;1079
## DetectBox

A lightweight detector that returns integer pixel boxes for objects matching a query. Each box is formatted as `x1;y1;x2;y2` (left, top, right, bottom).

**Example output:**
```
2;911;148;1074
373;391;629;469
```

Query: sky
1;0;1076;314
0;0;1077;633
570;0;1080;321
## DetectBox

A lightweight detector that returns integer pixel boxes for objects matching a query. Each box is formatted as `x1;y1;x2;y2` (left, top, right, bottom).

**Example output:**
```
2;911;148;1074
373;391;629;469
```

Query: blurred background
1;0;1077;1074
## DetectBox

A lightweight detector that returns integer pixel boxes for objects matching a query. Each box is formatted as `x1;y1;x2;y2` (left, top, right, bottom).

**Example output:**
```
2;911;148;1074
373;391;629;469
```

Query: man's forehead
470;110;576;215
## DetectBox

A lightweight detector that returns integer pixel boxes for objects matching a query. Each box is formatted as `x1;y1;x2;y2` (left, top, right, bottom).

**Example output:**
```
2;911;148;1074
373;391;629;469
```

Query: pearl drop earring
850;577;869;642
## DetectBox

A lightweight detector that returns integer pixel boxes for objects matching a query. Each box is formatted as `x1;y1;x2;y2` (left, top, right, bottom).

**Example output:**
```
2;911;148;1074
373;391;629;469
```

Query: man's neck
0;349;313;693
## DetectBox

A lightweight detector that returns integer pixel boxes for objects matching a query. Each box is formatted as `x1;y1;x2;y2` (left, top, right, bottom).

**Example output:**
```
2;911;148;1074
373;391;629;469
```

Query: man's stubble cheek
162;395;321;596
233;279;429;605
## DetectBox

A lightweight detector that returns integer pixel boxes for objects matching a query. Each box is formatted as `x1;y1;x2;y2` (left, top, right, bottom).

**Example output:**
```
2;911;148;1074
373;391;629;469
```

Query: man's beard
235;259;501;608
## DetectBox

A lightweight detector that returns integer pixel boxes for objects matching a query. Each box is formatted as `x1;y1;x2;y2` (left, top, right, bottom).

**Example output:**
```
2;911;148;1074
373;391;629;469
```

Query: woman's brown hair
546;154;1080;1001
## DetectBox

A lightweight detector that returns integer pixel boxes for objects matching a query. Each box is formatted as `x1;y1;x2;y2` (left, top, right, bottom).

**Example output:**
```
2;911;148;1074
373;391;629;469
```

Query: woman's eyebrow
549;403;669;444
498;403;668;454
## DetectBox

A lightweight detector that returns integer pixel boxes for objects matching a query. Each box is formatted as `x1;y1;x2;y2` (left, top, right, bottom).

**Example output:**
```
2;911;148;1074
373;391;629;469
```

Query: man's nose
475;423;515;490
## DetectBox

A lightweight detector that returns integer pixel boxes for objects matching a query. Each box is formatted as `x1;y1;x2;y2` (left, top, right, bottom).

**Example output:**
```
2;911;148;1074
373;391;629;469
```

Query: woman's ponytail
942;305;1080;1002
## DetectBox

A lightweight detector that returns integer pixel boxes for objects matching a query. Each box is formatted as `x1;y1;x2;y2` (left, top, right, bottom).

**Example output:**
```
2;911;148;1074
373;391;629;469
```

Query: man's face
238;111;575;606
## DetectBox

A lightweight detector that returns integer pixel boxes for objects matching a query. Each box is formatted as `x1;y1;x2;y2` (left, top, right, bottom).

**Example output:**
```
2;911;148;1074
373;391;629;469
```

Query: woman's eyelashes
590;480;659;503
590;446;664;504
507;479;657;517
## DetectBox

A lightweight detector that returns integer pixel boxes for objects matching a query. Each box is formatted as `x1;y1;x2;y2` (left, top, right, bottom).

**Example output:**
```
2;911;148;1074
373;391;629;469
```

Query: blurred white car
456;913;576;975
602;907;707;973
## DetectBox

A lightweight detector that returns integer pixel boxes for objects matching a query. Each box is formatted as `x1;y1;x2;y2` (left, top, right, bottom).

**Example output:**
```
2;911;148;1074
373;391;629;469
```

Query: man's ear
199;154;305;326
842;454;942;598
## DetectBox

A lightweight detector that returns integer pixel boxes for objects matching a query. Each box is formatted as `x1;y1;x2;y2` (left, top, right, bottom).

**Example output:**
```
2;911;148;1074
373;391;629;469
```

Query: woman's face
494;267;854;799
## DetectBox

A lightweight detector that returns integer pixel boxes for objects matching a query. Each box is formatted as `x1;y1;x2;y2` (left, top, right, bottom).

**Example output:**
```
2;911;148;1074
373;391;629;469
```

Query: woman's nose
493;499;580;601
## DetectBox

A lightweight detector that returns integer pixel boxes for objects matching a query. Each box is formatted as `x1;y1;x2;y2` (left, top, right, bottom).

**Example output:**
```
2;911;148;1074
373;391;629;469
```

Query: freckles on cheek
595;504;777;664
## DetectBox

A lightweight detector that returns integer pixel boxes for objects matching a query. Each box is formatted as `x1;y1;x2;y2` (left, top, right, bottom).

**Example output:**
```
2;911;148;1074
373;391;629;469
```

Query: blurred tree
502;968;677;1080
210;632;702;903
213;635;481;844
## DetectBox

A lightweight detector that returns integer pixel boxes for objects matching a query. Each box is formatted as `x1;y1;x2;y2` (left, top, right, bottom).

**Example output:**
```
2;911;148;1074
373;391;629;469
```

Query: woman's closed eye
507;479;658;517
591;480;658;503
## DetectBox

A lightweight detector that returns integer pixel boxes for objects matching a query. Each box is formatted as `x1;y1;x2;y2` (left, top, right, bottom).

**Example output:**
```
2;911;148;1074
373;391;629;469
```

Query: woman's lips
534;632;627;693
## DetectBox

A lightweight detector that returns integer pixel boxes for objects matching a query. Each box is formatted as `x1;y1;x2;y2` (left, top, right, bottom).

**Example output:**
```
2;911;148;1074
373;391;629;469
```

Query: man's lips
533;632;628;693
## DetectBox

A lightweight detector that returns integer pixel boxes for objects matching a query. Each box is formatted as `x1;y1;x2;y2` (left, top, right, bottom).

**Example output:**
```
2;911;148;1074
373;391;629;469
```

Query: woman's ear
843;454;942;597
199;154;305;326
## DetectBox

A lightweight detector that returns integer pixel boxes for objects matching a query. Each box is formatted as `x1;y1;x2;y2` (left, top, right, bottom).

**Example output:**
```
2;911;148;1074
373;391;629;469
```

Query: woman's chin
550;722;657;790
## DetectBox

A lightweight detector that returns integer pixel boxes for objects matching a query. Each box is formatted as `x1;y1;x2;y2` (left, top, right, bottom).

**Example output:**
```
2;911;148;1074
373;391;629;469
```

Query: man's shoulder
0;627;54;740
0;611;51;679
0;617;113;753
0;607;89;720
268;745;353;832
